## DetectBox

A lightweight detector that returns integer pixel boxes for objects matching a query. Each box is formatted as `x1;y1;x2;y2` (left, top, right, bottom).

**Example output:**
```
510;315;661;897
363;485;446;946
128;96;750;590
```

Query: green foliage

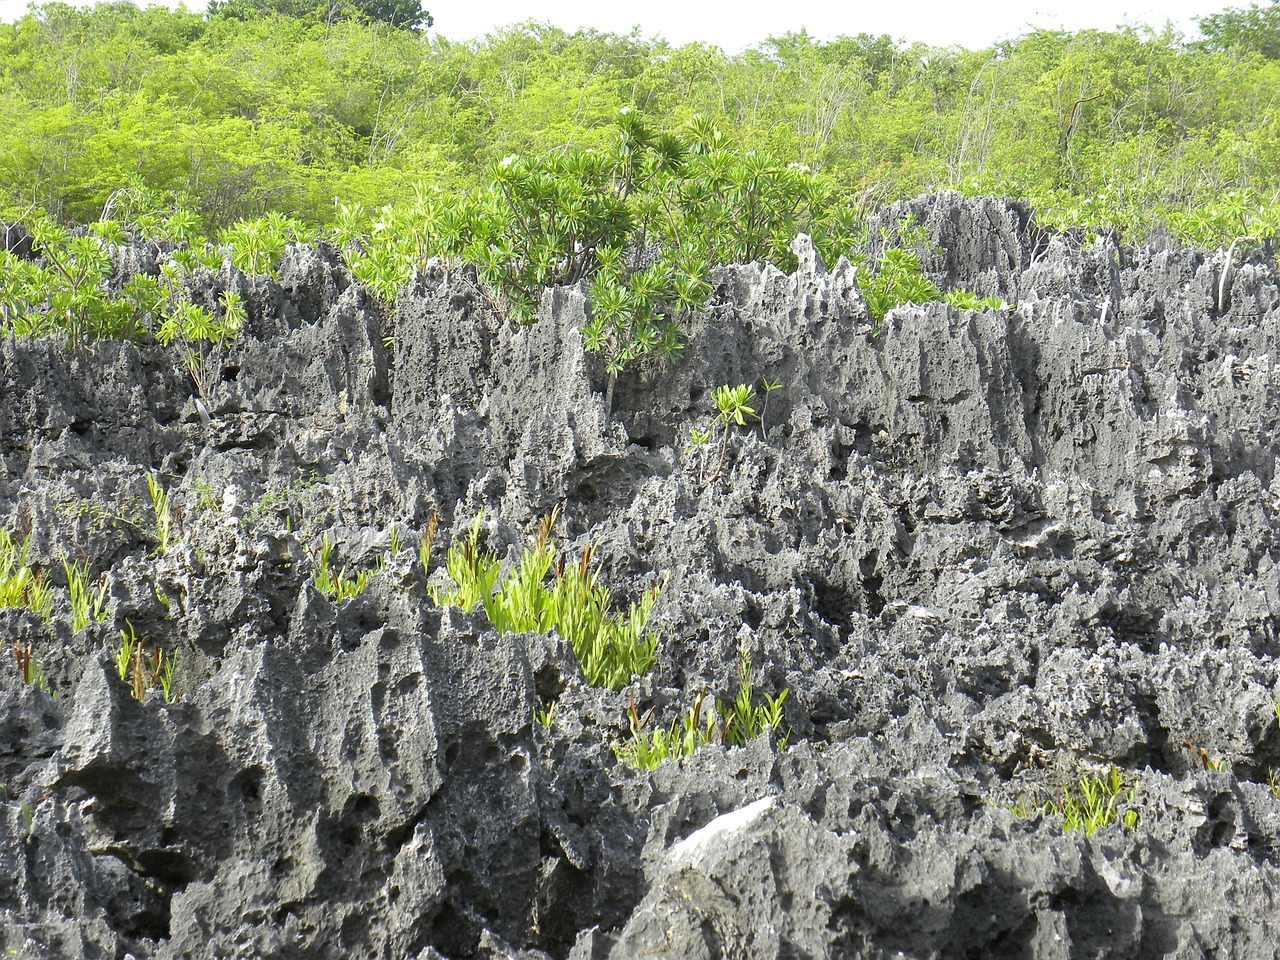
714;384;757;427
1011;767;1140;835
0;217;150;345
943;289;1007;311
717;647;791;747
859;245;942;329
220;212;299;279
2;5;1280;251
208;0;432;32
64;556;109;632
116;621;177;703
9;639;53;696
0;530;53;620
1197;2;1280;59
430;511;661;689
685;426;712;452
758;377;783;435
701;382;760;480
246;470;324;529
0;193;249;356
313;532;384;602
146;472;179;556
3;4;1280;355
333;110;857;377
615;648;790;769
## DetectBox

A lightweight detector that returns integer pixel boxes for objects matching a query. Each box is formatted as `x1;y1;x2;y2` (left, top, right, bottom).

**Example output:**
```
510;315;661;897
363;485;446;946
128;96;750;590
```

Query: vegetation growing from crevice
0;529;53;621
115;621;177;703
428;510;661;690
614;646;789;769
312;532;385;602
1010;766;1140;835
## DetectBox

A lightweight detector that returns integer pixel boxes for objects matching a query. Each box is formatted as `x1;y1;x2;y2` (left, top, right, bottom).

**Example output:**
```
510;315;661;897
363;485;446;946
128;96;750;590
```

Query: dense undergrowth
0;114;1002;381
3;2;1280;247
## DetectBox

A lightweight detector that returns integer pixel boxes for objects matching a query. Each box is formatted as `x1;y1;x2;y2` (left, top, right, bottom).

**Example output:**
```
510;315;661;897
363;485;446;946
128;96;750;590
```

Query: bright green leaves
1163;188;1280;248
430;511;661;690
155;293;243;348
849;218;1005;329
713;384;757;427
0;217;141;345
860;246;943;330
1;187;259;362
615;646;790;770
116;621;178;704
0;530;53;621
1010;766;1140;835
334;108;856;378
64;556;109;633
219;211;299;279
943;289;1007;311
312;532;384;602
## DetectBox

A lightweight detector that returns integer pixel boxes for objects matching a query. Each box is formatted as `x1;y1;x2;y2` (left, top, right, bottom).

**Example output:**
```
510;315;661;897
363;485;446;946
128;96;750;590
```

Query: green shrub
615;647;789;769
1010;767;1139;835
337;110;858;386
0;218;154;345
0;530;52;620
430;511;660;690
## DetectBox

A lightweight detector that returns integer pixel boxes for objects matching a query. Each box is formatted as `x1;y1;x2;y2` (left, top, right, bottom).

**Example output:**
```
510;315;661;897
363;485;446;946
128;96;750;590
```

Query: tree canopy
0;3;1277;245
1197;1;1280;58
206;0;432;31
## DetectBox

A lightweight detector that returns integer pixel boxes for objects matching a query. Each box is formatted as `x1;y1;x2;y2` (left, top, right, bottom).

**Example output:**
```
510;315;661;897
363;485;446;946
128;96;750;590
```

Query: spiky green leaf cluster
615;647;789;769
1011;767;1140;835
430;511;660;690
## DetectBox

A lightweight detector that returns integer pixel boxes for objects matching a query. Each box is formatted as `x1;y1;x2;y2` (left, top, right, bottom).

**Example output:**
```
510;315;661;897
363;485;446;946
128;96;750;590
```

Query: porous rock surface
2;192;1280;958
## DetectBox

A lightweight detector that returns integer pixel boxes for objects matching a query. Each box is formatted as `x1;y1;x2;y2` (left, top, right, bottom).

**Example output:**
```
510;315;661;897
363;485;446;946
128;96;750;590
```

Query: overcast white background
0;0;1241;49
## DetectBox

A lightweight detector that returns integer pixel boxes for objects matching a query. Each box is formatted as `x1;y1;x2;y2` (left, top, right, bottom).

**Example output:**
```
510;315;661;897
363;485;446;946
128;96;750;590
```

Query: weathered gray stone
2;195;1280;958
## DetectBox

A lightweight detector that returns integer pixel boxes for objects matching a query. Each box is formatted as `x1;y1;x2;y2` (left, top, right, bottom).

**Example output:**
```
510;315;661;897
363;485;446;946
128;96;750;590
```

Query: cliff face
2;194;1280;959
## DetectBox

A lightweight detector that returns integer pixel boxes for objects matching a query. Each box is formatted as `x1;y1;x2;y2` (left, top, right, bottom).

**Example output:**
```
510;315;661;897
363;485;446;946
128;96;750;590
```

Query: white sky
0;0;1237;49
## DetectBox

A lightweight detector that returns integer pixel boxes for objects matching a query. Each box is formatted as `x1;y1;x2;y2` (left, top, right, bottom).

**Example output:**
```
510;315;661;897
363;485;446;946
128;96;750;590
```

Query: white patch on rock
669;797;777;868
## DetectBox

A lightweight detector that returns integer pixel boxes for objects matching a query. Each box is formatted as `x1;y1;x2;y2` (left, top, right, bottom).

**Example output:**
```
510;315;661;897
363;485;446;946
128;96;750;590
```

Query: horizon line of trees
1;1;1279;244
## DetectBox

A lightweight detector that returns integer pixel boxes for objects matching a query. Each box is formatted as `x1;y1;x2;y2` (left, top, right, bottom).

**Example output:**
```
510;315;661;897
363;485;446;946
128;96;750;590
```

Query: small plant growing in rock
942;289;1007;311
757;376;783;436
115;622;177;703
615;648;789;769
685;426;712;453
0;529;52;621
418;513;439;577
706;383;758;480
717;647;790;747
851;219;941;328
430;510;661;689
146;472;181;555
63;556;109;632
1267;702;1280;799
313;533;384;602
10;638;52;696
1011;767;1139;835
1186;740;1226;772
247;469;324;530
714;383;757;428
